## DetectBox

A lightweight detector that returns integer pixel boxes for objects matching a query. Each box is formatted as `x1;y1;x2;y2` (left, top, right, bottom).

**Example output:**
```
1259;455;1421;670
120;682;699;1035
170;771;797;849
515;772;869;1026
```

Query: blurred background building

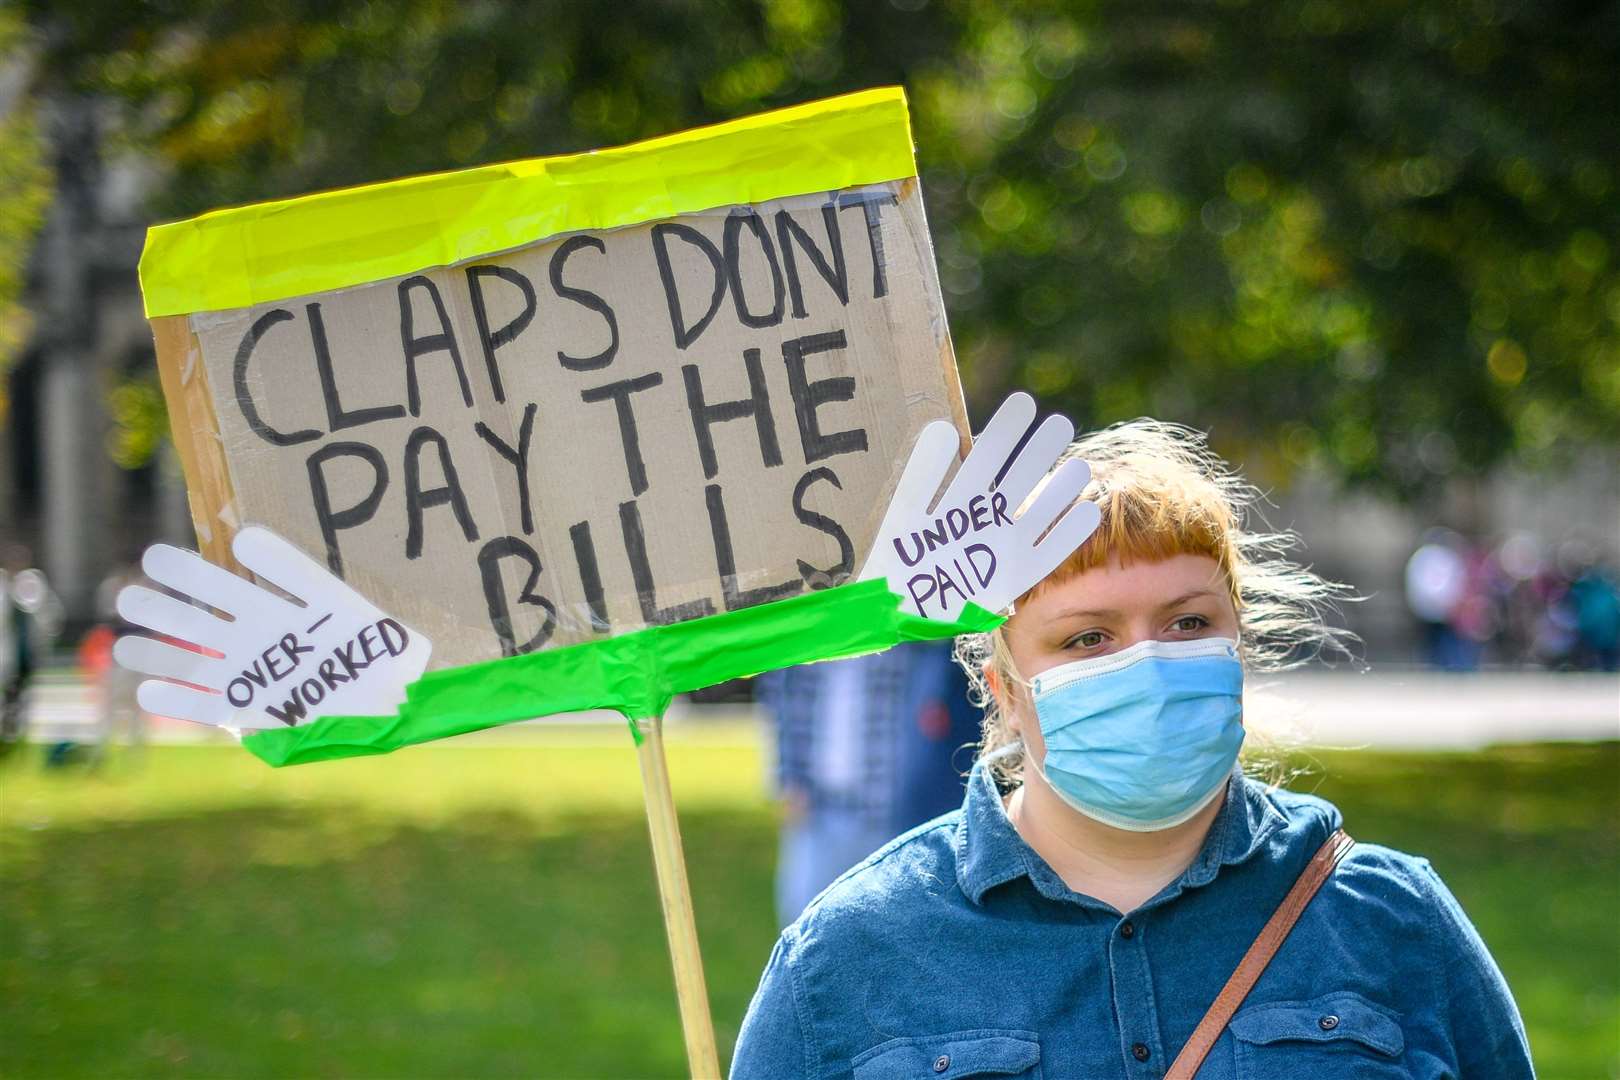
2;91;190;630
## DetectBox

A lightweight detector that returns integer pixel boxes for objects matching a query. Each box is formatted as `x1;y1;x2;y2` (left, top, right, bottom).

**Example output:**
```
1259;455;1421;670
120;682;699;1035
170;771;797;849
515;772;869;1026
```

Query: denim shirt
730;763;1533;1079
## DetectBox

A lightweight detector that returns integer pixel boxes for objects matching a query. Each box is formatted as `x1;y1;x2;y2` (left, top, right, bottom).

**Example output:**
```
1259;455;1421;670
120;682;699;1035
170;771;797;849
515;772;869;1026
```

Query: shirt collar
954;758;1290;908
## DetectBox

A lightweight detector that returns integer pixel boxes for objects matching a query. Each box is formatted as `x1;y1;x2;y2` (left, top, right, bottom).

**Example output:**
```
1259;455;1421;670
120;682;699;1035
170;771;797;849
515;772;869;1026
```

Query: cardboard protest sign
140;88;967;669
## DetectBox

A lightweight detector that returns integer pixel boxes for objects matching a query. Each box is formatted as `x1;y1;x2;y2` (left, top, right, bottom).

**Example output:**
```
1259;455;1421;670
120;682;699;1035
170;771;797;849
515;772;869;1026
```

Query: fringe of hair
953;417;1359;788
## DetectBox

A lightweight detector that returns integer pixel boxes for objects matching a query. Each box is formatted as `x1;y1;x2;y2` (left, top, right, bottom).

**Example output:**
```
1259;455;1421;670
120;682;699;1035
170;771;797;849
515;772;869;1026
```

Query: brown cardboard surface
174;181;964;667
151;314;241;573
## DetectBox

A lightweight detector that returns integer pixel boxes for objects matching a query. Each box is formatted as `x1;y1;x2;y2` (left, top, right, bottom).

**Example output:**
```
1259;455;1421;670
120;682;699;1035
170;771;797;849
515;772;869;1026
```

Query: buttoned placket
1097;796;1241;1076
1108;911;1168;1077
1016;854;1182;1080
1056;782;1253;1077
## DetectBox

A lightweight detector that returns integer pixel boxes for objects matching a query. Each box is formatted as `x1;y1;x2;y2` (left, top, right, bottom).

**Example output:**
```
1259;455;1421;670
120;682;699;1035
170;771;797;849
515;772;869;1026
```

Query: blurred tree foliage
24;0;1619;494
0;9;53;426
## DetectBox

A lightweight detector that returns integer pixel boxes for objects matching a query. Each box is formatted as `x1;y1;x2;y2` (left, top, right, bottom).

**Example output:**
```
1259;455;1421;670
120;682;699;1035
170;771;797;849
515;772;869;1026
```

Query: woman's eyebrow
1045;588;1222;623
1155;588;1220;611
1047;606;1122;621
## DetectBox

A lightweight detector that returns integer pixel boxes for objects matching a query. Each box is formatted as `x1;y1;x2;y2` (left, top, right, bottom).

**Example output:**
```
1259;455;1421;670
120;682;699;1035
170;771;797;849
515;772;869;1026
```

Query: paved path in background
17;669;1616;751
1243;671;1617;749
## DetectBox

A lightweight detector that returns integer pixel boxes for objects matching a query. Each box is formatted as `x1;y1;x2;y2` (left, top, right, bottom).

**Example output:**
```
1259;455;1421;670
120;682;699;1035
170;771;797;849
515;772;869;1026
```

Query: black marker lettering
234;308;320;446
306;441;389;577
838;189;899;299
781;330;868;463
619;499;716;625
651;223;726;349
404;426;479;560
309;301;405;432
280;633;312;669
465;264;537;403
477;536;558;657
705;483;802;610
682;348;782;481
936;562;966;612
581;372;663;496
568;521;612;633
792;467;856;588
474;402;539;535
399;275;473;416
776;204;848;318
723;210;785;329
549;235;619;371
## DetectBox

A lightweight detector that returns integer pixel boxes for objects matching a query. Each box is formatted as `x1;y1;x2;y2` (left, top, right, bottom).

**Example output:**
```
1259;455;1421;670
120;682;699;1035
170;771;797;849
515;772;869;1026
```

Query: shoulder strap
1163;827;1355;1080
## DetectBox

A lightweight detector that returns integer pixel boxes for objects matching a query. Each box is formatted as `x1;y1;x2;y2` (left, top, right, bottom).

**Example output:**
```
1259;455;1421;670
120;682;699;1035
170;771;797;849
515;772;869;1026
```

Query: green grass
1;730;1615;1079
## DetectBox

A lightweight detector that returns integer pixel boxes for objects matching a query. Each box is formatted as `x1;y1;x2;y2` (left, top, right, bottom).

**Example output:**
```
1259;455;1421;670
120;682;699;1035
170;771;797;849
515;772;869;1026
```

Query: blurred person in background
1408;530;1620;671
83;561;149;767
757;641;980;928
1493;533;1550;668
1565;553;1620;672
0;546;62;750
1448;537;1499;668
894;645;983;828
1403;529;1474;670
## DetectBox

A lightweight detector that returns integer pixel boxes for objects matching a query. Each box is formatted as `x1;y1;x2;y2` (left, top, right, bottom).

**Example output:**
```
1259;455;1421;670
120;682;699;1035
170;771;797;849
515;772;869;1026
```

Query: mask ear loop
981;739;1025;766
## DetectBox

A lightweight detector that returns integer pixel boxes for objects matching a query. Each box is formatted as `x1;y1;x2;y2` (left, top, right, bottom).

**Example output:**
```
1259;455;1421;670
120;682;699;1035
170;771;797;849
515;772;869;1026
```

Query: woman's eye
1066;631;1106;649
1171;614;1210;633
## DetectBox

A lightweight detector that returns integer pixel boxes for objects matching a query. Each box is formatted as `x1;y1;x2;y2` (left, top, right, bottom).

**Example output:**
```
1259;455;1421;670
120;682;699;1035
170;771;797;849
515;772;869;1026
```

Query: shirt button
1132;1043;1151;1062
1319;1014;1340;1031
933;1054;950;1072
1119;920;1135;938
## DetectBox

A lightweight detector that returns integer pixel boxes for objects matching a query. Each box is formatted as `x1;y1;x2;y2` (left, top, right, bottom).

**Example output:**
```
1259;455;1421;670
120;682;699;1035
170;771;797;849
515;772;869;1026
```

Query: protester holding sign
122;85;1530;1077
730;419;1533;1079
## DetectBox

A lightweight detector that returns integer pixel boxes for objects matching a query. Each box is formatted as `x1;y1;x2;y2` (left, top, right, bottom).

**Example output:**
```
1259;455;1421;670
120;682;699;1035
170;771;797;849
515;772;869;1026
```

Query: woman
730;420;1532;1079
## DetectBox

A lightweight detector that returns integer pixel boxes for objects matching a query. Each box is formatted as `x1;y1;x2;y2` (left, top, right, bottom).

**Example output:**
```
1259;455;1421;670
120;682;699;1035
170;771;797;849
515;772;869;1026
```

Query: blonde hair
955;418;1355;786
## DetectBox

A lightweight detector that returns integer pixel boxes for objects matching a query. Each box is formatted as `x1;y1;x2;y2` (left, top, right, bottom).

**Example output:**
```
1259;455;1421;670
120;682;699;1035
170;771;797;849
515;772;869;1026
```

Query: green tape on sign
241;579;1001;767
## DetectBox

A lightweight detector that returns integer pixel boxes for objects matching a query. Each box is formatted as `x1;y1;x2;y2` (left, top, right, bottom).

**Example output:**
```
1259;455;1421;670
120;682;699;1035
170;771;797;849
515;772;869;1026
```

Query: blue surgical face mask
1026;637;1245;832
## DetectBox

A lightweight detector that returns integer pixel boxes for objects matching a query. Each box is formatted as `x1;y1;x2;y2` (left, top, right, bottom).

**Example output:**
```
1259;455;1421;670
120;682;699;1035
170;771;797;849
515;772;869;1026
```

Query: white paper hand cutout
114;526;432;730
861;392;1102;621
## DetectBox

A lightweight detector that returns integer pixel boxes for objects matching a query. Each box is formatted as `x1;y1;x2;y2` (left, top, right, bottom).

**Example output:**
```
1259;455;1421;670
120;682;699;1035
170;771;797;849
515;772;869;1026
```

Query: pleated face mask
1028;637;1245;832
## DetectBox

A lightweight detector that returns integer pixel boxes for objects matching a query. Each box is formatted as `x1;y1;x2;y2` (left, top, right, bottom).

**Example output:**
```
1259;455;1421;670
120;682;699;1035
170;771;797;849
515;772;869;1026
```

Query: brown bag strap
1163;828;1355;1080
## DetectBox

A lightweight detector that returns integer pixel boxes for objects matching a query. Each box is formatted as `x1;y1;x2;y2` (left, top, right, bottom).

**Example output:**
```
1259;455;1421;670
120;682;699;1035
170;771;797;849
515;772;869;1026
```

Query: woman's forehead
1021;552;1230;619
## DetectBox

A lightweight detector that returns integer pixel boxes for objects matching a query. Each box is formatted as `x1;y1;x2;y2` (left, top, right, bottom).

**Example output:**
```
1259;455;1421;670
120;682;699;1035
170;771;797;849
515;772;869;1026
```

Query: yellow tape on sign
138;86;916;318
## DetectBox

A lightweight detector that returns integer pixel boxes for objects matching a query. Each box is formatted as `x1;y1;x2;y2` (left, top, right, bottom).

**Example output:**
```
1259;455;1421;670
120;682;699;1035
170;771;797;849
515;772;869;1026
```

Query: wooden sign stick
635;714;722;1079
